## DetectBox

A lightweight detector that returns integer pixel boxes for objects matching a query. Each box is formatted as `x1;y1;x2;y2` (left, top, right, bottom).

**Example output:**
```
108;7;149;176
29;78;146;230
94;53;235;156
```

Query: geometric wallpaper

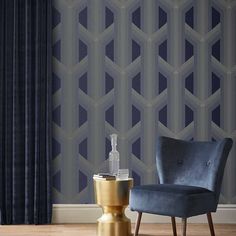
52;0;236;203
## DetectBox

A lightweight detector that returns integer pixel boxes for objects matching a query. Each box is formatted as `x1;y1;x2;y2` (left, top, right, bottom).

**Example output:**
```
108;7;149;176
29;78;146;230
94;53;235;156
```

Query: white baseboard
52;204;236;224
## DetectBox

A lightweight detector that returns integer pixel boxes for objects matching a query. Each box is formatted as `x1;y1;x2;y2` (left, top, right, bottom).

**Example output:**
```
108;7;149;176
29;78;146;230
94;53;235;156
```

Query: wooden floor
0;224;236;236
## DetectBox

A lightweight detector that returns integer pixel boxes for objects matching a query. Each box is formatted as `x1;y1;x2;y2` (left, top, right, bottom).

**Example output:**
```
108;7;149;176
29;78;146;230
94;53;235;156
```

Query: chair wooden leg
207;213;215;236
171;217;177;236
134;212;142;236
181;218;187;236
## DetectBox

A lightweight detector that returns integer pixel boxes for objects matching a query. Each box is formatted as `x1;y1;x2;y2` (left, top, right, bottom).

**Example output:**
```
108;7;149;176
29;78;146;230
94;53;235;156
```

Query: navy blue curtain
0;0;52;224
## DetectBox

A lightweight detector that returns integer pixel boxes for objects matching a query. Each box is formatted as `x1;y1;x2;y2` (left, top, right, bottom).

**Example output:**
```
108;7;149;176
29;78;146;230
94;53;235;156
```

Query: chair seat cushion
130;184;217;218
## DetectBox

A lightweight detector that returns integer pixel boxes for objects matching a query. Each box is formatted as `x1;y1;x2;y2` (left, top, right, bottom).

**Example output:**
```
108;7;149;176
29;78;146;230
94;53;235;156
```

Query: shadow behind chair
130;136;233;236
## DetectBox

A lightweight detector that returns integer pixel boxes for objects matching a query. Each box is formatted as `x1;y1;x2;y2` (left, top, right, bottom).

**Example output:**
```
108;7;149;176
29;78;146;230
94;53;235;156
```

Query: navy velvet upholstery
130;137;233;218
130;184;216;217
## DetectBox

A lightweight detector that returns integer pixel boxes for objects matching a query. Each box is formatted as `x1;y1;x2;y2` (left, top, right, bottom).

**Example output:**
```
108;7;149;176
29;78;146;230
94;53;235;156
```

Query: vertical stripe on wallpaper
52;0;236;204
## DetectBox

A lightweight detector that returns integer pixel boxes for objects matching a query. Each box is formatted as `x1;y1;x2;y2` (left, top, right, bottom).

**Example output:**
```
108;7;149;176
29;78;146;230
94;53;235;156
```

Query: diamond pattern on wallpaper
52;0;236;203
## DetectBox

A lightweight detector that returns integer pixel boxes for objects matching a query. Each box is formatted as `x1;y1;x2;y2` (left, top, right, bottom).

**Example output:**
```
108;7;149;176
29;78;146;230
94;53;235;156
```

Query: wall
52;0;236;204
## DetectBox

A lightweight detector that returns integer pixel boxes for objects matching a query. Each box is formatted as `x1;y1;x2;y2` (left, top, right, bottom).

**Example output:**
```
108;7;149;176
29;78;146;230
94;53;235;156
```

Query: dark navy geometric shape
79;72;87;94
132;7;141;29
212;40;221;62
132;138;141;159
105;72;114;94
159;105;167;127
53;106;61;126
132;73;141;94
185;7;194;29
79;40;87;62
212;7;220;29
105;7;114;28
79;170;87;193
53;41;61;61
132;40;141;62
79;105;87;127
212;105;220;127
159;72;167;94
52;138;61;159
212;73;220;94
79;7;87;29
185;105;194;127
132;171;141;186
105;40;114;61
132;105;141;127
185;72;194;94
79;138;87;159
159;7;167;29
52;73;61;94
159;40;167;61
105;137;112;160
52;7;61;28
53;171;61;192
105;106;114;126
185;40;194;62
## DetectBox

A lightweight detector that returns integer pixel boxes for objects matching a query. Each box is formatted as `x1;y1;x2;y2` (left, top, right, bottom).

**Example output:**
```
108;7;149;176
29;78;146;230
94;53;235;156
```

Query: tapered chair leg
134;212;142;236
207;213;215;236
181;218;187;236
171;217;177;236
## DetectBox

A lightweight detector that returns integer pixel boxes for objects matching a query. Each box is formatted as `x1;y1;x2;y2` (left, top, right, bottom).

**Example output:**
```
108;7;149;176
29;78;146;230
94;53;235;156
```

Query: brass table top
94;178;133;206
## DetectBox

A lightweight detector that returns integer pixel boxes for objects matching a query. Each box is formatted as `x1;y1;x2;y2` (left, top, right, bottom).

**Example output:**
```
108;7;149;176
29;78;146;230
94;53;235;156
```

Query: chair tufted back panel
156;136;233;200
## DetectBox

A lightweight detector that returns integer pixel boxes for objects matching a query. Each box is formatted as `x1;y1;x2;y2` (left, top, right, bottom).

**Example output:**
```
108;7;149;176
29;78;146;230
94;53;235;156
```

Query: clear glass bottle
109;134;120;176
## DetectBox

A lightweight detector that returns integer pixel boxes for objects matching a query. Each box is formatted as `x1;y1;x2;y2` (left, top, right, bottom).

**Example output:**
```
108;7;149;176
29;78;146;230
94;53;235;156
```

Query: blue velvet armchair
130;136;233;236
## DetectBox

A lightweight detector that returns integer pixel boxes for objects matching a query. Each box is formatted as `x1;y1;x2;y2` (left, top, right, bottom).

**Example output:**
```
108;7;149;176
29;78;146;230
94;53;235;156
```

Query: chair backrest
156;136;233;199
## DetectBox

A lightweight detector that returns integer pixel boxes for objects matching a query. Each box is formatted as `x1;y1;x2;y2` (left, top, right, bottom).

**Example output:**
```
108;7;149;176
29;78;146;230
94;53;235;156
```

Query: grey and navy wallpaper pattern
52;0;236;204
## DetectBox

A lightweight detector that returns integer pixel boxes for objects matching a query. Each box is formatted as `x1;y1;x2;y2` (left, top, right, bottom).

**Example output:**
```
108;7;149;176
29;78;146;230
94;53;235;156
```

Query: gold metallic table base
97;206;131;236
94;178;133;236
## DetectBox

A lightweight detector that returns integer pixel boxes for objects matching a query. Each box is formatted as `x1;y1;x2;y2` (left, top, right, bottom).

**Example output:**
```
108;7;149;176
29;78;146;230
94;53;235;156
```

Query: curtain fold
0;0;52;224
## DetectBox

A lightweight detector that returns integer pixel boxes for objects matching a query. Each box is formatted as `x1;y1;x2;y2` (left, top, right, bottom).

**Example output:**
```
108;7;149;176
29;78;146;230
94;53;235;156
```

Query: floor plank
0;224;235;236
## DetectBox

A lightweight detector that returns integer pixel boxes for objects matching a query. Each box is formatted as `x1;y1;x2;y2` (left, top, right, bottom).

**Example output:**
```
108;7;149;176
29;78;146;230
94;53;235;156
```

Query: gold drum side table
93;178;133;236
